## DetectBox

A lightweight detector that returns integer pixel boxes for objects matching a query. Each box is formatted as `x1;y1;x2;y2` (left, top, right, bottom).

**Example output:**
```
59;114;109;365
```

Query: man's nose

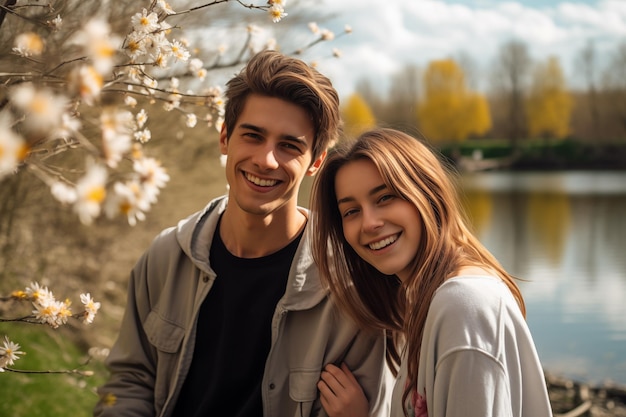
254;144;279;170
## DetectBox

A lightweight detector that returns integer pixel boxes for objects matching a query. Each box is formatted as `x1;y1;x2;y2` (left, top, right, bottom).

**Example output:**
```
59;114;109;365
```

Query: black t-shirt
172;218;303;416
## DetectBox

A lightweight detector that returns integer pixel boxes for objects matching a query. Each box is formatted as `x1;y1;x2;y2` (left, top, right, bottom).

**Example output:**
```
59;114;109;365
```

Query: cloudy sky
300;0;626;98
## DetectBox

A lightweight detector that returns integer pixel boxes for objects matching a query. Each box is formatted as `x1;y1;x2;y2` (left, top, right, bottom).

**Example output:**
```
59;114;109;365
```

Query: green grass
0;322;108;417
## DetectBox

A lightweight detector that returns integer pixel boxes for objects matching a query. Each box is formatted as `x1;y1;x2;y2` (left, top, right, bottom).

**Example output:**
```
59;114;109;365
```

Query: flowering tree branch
0;282;101;372
0;0;295;226
2;344;104;376
1;0;349;227
0;1;350;383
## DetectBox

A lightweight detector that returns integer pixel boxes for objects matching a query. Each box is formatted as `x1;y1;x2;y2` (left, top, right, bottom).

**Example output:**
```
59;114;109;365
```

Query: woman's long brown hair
310;128;525;410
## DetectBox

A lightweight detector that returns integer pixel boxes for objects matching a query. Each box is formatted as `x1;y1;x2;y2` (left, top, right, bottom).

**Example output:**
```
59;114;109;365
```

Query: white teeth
245;173;278;187
369;235;398;250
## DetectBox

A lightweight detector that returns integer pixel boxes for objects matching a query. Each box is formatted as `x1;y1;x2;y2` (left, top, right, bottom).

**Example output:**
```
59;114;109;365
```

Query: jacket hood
174;195;327;310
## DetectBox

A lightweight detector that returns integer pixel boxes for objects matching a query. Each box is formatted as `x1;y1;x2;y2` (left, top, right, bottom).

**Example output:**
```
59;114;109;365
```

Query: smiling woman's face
334;158;422;282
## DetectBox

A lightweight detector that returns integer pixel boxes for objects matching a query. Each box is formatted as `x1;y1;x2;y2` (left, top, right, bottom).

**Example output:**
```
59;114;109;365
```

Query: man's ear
219;123;228;155
307;149;327;176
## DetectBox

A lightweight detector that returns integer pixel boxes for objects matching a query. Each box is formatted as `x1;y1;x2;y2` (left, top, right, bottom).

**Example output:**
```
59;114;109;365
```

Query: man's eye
244;132;262;140
342;208;358;218
282;142;303;152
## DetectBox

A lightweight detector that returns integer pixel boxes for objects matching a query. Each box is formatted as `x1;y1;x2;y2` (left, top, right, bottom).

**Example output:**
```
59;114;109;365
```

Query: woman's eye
342;208;358;218
379;194;395;203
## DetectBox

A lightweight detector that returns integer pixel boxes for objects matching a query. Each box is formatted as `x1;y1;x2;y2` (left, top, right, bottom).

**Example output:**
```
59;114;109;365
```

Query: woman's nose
361;207;384;233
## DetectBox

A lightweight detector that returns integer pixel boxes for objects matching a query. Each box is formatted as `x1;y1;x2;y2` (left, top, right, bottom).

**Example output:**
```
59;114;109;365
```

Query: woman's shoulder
424;275;523;357
430;274;519;324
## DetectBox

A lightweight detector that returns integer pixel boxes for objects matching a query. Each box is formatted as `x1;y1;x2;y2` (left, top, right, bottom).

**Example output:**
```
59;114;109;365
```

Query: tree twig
0;0;18;29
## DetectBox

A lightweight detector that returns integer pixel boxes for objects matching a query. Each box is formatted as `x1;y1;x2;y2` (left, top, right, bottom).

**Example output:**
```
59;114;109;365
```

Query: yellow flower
10;290;28;300
101;392;117;407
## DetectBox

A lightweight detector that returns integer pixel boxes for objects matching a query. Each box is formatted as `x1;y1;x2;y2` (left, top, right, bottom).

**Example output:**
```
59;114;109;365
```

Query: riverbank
441;139;626;172
547;373;626;417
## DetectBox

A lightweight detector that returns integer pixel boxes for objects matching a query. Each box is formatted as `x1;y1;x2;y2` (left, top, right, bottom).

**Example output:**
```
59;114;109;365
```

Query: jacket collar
175;195;327;310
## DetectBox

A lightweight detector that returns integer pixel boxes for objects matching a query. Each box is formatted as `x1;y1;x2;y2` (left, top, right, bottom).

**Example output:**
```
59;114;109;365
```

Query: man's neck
219;206;307;258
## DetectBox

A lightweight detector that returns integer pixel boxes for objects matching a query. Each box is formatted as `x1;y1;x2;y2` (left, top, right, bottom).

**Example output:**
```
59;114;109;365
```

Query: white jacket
391;275;553;417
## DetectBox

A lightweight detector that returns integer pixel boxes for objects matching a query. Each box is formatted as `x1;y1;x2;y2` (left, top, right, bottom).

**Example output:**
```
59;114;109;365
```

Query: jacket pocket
289;369;320;402
143;310;185;353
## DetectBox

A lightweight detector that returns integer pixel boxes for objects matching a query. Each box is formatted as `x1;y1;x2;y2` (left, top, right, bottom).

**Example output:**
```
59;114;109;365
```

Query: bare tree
354;77;387;123
384;64;421;132
491;39;532;152
602;41;626;138
575;40;603;144
456;51;479;91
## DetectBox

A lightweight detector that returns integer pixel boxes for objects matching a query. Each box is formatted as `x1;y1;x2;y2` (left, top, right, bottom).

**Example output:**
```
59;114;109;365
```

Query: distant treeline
342;40;626;166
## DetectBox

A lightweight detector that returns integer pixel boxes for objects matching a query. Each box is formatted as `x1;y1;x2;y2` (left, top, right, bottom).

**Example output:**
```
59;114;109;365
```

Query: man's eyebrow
337;184;387;205
239;123;266;134
239;123;309;148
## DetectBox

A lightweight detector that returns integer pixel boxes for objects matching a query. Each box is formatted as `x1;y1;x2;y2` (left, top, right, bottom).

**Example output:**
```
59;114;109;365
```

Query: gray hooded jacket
94;196;391;417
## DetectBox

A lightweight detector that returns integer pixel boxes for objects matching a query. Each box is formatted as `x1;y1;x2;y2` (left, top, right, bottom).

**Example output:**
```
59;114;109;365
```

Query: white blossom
136;109;148;128
186;113;197;128
51;182;78;205
13;32;44;57
131;9;160;33
47;15;63;30
134;128;152;144
80;293;101;324
73;160;108;225
101;108;134;168
155;0;176;15
0;336;24;371
72;19;120;75
125;96;138;108
69;65;103;106
0;111;27;179
134;156;170;203
268;5;288;23
10;83;67;133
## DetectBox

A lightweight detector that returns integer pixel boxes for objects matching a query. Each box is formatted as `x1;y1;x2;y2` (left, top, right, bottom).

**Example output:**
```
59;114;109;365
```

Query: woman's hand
318;362;370;417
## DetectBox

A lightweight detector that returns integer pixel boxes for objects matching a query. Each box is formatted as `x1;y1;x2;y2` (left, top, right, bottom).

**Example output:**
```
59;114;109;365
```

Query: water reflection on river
460;171;626;385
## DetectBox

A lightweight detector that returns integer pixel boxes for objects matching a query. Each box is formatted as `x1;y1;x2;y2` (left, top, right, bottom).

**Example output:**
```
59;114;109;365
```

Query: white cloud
309;0;626;98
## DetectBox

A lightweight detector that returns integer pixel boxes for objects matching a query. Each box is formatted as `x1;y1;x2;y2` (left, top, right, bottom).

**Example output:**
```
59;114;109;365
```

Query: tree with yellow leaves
417;59;491;143
526;56;573;139
341;93;376;138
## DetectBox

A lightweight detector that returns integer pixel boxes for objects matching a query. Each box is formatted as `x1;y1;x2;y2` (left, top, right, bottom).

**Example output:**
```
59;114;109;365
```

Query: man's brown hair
224;50;341;161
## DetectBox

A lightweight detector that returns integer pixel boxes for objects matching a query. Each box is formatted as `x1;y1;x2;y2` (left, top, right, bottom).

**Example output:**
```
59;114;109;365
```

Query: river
460;170;626;386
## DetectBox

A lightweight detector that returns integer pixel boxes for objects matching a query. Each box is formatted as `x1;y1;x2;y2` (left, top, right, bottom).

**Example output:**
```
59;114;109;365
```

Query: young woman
311;128;553;417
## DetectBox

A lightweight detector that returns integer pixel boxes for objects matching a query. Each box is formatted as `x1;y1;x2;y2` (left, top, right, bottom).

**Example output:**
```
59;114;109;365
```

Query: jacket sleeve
428;349;514;417
343;329;393;417
94;250;158;417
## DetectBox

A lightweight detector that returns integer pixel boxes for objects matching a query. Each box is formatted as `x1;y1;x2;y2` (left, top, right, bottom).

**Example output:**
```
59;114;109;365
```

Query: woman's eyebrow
337;184;387;205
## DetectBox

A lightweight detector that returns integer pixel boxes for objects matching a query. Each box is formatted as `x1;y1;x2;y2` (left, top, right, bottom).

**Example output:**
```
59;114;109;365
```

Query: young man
94;50;390;417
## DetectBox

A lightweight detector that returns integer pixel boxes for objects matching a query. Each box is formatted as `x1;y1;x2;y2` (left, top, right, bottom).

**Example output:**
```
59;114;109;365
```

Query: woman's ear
307;150;327;176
